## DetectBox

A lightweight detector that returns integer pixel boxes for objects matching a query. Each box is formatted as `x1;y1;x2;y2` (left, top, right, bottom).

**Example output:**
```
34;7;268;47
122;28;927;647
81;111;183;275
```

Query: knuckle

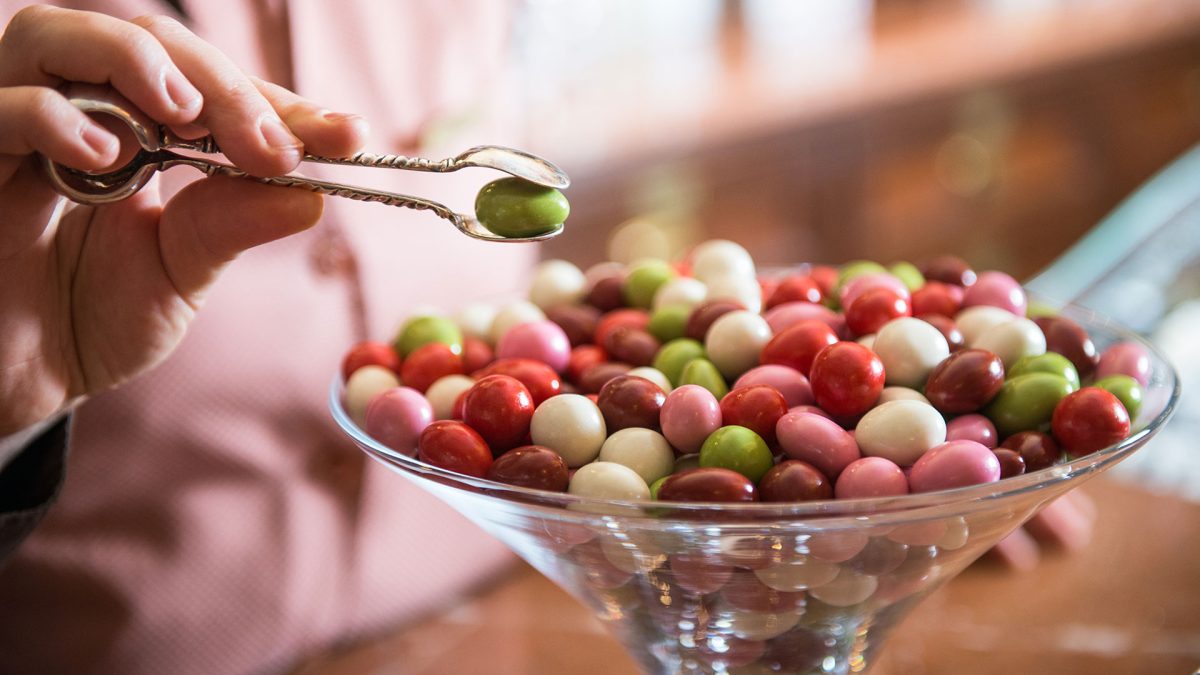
130;14;183;36
2;5;53;52
22;88;62;127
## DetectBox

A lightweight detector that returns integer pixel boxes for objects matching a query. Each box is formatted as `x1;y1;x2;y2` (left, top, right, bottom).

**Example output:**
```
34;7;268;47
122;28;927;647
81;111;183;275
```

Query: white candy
568;461;650;501
956;305;1018;345
873;317;950;389
705;273;763;314
530;394;608;467
728;610;802;641
627;366;673;394
806;569;879;607
608;218;672;264
344;365;400;426
652;276;708;311
857;333;876;351
876;386;930;405
528;259;587;310
453;303;497;342
856;399;947;466
971;317;1047;367
753;557;840;591
424;374;475;420
690;239;756;283
598;428;675;485
489;300;546;344
705;310;772;380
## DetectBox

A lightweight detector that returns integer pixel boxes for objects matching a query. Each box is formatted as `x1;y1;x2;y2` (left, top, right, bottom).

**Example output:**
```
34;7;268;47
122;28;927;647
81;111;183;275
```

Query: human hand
0;5;369;435
988;490;1097;569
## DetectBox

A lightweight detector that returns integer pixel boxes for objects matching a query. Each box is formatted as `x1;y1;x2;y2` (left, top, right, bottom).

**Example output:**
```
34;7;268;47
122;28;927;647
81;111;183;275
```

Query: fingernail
81;122;118;158
164;70;202;113
259;115;302;155
322;110;363;123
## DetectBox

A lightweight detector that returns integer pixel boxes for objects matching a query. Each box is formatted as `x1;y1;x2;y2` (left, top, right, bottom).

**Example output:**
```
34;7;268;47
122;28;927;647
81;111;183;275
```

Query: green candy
624;260;675;309
699;425;773;483
647;305;690;343
836;260;888;292
653;339;707;385
984;372;1074;437
1026;301;1060;319
474;177;569;238
649;475;669;500
1008;353;1080;391
677;357;728;399
1094;375;1143;422
889;262;925;292
395;315;463;357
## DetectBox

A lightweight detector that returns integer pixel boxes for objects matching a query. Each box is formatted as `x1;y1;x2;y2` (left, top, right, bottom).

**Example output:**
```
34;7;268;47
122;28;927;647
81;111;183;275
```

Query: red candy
461;337;494;374
400;342;463;393
461;375;535;452
809;342;885;417
657;468;757;502
845;287;911;336
760;319;838;376
1000;431;1061;472
758;460;833;502
685;300;745;342
567;345;607;384
720;385;788;447
545;304;601;346
578;362;632;394
918;314;966;352
1034;316;1099;382
1051;387;1131;458
486;445;569;491
765;275;822;309
342;340;401;380
418;420;493;478
921;255;976;287
594;308;650;348
597;374;666;431
601;325;660;367
923;349;1005;414
910;281;963;318
475;358;562;405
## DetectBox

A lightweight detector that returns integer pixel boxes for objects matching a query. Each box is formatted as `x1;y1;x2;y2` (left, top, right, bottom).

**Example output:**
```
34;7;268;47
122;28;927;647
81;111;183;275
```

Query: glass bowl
330;304;1178;674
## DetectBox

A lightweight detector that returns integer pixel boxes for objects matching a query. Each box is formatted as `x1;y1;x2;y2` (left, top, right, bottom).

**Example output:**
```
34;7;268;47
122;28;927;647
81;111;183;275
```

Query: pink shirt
0;2;533;672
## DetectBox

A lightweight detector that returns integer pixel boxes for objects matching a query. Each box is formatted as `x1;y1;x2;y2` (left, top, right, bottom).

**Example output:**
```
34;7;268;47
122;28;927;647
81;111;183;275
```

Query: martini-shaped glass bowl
330;306;1177;674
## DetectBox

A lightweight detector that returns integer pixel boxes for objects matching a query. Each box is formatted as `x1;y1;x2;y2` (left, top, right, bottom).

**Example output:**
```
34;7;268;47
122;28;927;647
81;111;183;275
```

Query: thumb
158;175;323;307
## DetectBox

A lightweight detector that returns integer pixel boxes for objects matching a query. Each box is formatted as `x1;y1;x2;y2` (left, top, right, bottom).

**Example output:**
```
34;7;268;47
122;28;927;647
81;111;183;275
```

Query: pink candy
364;387;434;456
763;301;840;334
908;440;1001;493
961;271;1026;316
945;414;998;448
660;385;723;455
839;272;910;308
776;411;861;479
835;457;908;499
1096;341;1151;386
734;365;814;408
496;320;571;374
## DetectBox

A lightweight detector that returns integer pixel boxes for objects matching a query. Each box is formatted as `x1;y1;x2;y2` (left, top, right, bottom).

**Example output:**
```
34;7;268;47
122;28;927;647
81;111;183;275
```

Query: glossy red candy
993;448;1026;478
910;281;964;318
760;319;839;376
399;342;463;393
475;358;562;404
585;274;625;312
809;342;885;417
920;255;976;287
917;314;966;352
486;445;569;491
810;265;838;297
657;468;757;502
669;553;733;594
594;308;650;348
567;344;607;384
685;300;745;342
765;275;822;309
418;420;493;478
461;337;494;374
601;325;660;367
341;340;401;380
758;460;833;502
720;385;788;446
1000;430;1061;471
461;374;535;452
546;304;601;346
597;374;666;431
845;287;911;336
578;361;632;394
923;349;1005;414
1051;387;1131;458
1034;316;1099;381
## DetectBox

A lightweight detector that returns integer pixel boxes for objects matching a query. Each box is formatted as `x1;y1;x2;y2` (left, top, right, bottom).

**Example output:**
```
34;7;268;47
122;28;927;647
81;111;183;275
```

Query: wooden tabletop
294;478;1200;675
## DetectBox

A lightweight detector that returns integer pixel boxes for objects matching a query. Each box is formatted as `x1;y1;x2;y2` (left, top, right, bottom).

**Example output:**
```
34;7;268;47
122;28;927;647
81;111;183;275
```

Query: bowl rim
330;302;1180;519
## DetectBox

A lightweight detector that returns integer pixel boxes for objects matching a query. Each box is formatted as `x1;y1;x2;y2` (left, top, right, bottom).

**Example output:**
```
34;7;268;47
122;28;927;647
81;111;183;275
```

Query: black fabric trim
0;417;70;566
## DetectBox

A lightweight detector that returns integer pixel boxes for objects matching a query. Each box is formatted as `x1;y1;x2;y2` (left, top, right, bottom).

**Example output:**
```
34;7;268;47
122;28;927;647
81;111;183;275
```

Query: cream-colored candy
727;609;802;641
652;276;707;311
956;305;1018;345
705;310;772;380
857;333;876;351
877;386;930;405
568;461;651;501
705;273;763;315
971;317;1047;367
598;428;675;485
424;374;475;420
489;300;546;344
530;394;608;467
453;303;497;342
856;399;947;466
690;239;756;283
528;259;587;310
753;556;840;592
344;365;400;426
626;367;673;394
807;569;879;607
873;318;950;389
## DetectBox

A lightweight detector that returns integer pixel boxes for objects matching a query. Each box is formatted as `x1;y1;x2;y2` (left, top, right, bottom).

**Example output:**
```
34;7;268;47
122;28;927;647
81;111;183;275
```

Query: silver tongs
42;93;570;242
